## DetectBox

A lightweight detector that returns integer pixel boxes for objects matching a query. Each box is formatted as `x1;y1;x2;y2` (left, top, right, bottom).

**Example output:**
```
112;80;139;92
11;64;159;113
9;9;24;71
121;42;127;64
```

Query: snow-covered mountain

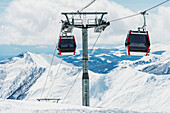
0;44;170;112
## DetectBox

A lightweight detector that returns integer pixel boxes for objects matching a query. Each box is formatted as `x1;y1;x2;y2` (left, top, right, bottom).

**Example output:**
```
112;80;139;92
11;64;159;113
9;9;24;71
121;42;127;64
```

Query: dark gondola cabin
125;30;150;56
58;35;76;55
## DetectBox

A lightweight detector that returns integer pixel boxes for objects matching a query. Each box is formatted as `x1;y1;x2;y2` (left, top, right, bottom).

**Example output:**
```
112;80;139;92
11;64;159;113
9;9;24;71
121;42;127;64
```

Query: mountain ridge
0;44;170;112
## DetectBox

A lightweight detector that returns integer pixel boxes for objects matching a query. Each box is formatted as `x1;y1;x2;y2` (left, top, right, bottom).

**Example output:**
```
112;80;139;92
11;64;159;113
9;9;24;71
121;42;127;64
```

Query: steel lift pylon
61;12;110;106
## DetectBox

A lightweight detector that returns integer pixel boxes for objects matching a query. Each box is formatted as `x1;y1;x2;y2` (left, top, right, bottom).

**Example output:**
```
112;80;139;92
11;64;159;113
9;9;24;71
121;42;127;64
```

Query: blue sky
0;0;170;57
113;0;170;8
0;0;12;13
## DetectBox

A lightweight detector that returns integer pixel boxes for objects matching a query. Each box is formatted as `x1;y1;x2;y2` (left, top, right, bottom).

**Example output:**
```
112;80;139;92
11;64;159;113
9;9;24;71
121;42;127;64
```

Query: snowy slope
0;44;170;112
0;52;75;100
0;99;139;113
0;52;46;100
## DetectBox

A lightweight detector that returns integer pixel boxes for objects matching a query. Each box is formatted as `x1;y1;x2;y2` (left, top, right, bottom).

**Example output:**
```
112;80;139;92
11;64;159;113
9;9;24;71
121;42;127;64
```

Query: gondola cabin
125;30;150;56
58;35;76;55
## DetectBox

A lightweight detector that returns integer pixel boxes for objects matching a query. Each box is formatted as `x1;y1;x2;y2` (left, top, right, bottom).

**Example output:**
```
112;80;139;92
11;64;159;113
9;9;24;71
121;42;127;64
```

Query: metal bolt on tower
61;12;110;106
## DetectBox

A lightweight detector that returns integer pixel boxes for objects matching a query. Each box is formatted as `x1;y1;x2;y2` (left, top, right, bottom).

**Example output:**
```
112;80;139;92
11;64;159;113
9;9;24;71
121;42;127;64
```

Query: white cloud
0;0;170;46
147;6;170;44
35;45;47;49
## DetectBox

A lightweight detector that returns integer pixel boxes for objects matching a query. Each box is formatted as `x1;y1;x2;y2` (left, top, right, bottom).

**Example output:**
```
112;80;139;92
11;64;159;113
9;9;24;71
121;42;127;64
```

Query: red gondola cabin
58;35;76;55
125;30;150;56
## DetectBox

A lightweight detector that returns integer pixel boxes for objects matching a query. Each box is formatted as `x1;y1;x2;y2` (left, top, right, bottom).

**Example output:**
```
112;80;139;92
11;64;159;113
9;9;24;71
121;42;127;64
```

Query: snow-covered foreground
0;99;138;113
0;44;170;112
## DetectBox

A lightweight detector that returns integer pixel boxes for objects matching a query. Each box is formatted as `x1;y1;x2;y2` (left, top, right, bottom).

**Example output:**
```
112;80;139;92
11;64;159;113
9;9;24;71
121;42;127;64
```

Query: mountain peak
0;52;34;65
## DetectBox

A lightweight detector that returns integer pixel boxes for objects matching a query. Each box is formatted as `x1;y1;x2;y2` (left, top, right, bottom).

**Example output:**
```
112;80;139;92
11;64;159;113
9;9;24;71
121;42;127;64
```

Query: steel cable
109;0;170;23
